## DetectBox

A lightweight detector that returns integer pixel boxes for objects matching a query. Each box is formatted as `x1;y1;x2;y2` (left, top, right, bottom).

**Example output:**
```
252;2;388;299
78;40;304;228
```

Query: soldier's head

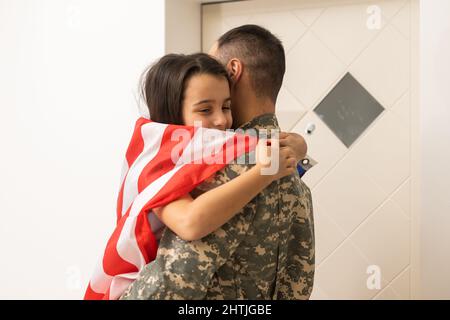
141;53;232;130
209;25;286;125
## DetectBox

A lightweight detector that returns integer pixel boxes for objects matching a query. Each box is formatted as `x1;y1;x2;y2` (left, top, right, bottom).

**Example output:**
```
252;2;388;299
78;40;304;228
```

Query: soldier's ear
226;58;243;83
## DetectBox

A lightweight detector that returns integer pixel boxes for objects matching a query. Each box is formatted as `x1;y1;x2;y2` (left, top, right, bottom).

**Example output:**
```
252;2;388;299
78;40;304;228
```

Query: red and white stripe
84;118;257;300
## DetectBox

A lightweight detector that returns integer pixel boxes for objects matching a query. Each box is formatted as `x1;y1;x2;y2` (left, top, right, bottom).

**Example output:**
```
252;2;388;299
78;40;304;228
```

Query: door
202;0;419;299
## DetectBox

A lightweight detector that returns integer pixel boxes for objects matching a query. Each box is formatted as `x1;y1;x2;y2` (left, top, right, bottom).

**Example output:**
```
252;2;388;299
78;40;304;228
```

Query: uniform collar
238;113;280;131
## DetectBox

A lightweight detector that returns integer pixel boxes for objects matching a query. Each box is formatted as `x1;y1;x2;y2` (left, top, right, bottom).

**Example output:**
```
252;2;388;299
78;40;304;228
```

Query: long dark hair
140;53;231;125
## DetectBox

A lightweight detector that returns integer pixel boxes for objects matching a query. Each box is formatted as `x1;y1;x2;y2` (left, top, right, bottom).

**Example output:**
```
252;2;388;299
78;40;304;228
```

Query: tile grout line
372;264;411;300
316;173;407;272
311;85;409;194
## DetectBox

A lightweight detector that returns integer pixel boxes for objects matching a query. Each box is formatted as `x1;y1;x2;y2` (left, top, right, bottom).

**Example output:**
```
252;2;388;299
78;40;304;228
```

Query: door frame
166;0;422;299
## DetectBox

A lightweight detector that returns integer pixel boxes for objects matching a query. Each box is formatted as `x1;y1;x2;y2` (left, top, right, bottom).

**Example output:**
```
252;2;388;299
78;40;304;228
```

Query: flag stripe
85;117;258;300
120;122;167;218
116;118;147;222
137;124;195;193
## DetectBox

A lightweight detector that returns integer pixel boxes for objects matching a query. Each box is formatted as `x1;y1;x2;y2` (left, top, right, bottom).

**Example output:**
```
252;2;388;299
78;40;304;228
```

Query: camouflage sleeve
277;176;315;300
119;163;257;300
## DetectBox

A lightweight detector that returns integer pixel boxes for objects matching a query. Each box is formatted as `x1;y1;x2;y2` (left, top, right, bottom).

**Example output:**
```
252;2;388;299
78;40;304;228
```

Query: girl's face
182;73;232;130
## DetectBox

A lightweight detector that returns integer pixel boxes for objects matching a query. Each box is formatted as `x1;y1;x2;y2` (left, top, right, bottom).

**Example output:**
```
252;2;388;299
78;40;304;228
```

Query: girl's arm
153;140;297;241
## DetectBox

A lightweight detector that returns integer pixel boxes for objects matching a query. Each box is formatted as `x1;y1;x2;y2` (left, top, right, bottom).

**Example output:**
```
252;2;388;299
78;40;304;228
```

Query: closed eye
222;101;231;110
198;108;211;113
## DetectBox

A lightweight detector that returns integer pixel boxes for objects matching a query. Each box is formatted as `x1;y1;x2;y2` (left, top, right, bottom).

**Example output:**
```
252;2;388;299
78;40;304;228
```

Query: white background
0;0;165;299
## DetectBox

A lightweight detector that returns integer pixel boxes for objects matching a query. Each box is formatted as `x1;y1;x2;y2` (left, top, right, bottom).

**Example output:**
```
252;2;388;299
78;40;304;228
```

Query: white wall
0;0;165;299
420;0;450;299
166;0;201;54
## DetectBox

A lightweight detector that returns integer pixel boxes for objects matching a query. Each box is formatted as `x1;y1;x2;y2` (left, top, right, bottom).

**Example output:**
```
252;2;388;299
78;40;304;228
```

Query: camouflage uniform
120;113;315;300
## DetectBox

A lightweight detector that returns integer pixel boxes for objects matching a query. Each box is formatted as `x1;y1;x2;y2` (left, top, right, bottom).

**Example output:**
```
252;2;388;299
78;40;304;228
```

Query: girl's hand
279;132;307;162
274;144;298;180
255;138;297;181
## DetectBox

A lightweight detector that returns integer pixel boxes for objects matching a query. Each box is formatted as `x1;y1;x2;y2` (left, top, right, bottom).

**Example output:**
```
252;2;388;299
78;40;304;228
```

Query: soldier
120;24;315;300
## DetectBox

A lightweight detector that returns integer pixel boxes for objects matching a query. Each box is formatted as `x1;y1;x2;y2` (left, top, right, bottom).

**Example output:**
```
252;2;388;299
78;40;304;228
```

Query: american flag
84;117;257;300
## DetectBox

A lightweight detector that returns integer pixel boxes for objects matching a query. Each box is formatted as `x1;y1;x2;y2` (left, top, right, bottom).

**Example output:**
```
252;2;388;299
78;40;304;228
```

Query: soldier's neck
234;96;275;128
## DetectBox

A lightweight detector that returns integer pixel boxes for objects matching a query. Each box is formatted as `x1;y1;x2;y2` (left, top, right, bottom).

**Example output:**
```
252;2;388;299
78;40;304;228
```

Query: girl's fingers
290;158;297;168
285;159;293;168
279;136;291;147
285;157;297;168
280;147;295;159
279;132;290;139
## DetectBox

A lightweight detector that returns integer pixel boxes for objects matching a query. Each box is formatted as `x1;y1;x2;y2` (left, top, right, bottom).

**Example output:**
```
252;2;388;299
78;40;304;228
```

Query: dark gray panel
314;73;385;148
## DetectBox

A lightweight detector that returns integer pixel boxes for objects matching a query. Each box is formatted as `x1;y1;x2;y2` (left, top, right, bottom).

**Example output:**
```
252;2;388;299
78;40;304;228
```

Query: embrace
85;24;315;300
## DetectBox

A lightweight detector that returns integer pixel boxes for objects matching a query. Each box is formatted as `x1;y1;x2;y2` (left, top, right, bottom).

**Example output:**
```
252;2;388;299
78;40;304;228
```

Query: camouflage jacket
120;113;315;300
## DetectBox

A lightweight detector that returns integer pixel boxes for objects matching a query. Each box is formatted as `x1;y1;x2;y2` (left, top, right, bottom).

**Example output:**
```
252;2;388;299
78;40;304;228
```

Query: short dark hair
141;53;230;124
216;24;285;103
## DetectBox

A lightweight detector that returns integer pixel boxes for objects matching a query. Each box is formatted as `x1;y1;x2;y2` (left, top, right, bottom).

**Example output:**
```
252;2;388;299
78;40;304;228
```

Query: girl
141;53;297;241
85;53;301;300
